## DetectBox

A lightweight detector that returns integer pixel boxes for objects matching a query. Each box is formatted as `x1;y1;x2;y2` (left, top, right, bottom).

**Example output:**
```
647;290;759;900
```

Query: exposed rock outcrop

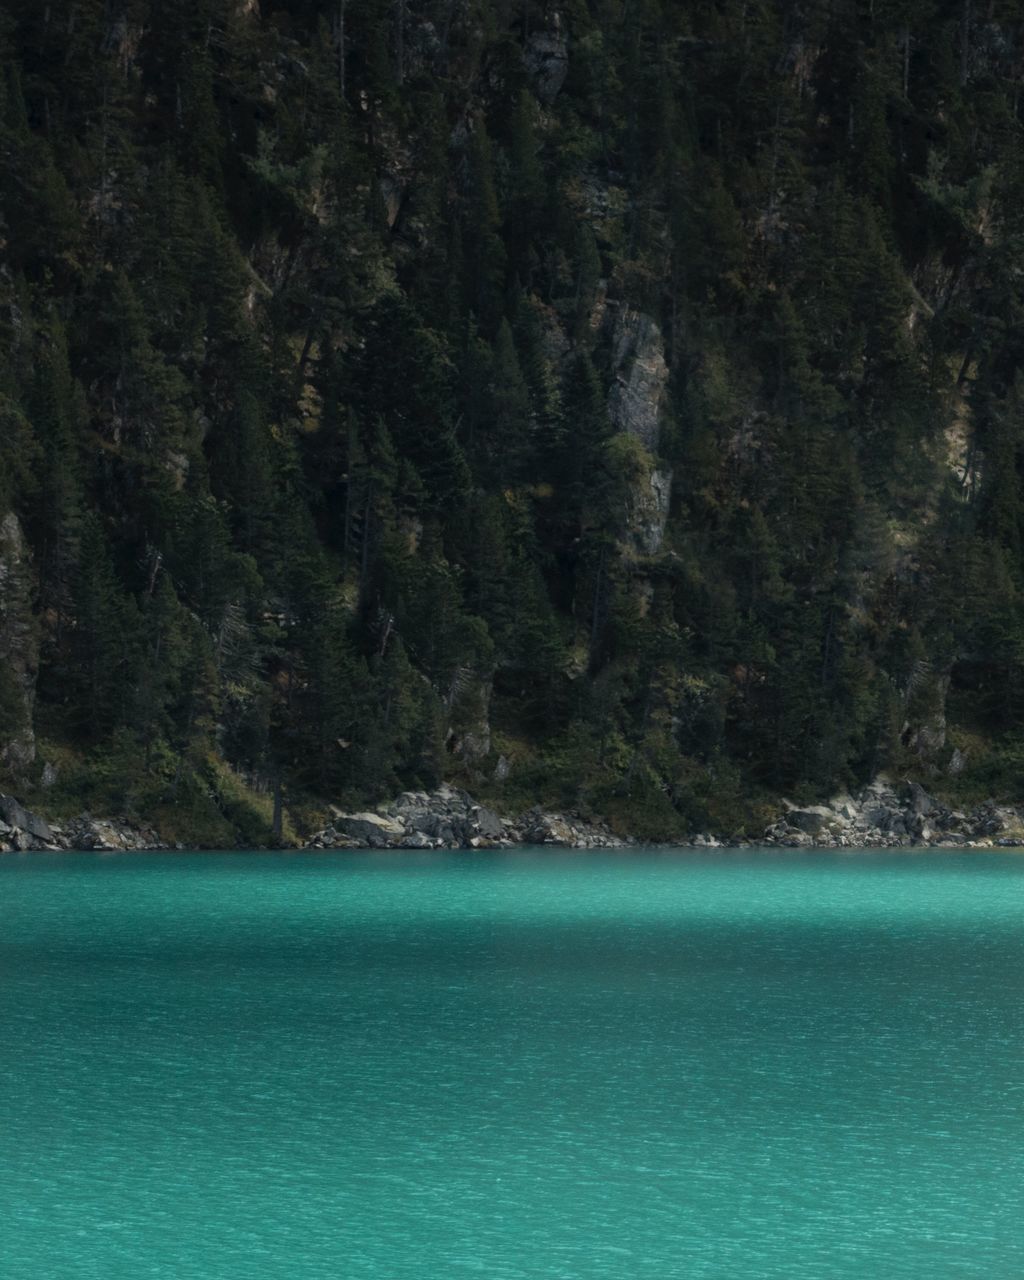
627;465;672;556
328;811;406;848
446;671;493;766
306;784;627;850
0;795;53;843
524;20;568;103
607;307;668;451
62;816;168;851
761;778;1024;849
0;796;167;853
4;779;1022;855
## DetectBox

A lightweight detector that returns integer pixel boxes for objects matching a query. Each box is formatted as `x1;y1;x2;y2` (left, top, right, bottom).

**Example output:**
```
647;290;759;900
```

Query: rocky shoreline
309;778;1024;851
305;784;628;851
2;777;1023;854
0;795;168;852
760;778;1024;850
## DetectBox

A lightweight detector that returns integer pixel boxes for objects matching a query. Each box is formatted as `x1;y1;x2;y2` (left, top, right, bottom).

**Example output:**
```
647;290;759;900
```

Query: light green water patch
2;850;1023;1278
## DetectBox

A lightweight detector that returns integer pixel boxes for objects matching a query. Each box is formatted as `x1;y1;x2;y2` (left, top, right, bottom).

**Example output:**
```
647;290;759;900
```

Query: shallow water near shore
2;848;1023;1278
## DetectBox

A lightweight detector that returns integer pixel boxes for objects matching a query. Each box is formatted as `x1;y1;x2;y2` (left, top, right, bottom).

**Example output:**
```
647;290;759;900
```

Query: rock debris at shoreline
2;778;1023;853
306;783;628;850
308;777;1024;851
761;778;1024;850
0;796;167;852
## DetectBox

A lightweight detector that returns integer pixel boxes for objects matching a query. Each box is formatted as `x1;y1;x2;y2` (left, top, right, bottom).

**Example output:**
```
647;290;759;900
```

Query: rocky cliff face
603;306;674;570
607;307;669;453
524;18;569;104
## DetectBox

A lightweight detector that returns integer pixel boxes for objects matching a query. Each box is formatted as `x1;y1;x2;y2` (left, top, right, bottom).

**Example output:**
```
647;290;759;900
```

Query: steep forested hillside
2;0;1024;842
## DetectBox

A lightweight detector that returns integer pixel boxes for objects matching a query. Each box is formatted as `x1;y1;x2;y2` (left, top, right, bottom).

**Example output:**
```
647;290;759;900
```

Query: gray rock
862;804;894;830
829;794;858;821
62;815;167;851
0;795;53;842
333;812;406;848
526;813;575;845
452;728;491;765
607;308;668;451
628;466;673;556
524;27;568;103
399;831;433;849
787;806;834;836
904;674;950;757
447;674;493;765
906;781;935;816
470;805;504;840
406;812;453;844
387;792;431;817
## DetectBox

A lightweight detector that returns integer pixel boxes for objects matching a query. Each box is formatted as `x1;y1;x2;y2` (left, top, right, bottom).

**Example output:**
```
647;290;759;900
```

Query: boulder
333;812;406;848
436;782;474;811
407;812;457;845
863;803;895;830
469;805;504;840
399;831;433;849
787;806;834;836
829;794;858;821
526;813;576;845
389;791;431;815
0;795;53;843
905;781;935;816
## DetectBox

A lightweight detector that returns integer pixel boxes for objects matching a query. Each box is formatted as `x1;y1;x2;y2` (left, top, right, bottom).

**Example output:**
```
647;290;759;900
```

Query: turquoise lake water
2;849;1023;1278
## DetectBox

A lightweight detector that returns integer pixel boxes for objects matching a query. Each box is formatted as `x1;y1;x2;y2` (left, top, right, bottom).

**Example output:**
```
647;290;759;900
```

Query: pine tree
29;317;84;636
463;120;507;332
67;515;137;738
486;319;533;486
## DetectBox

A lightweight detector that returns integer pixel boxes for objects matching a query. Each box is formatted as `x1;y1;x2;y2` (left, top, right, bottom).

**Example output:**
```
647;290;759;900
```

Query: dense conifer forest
2;0;1024;842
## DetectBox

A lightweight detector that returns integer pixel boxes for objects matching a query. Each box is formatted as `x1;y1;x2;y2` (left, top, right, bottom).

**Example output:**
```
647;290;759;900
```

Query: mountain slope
2;1;1024;842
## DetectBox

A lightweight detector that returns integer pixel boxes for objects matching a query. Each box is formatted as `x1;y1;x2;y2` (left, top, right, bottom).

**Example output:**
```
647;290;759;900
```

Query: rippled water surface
3;849;1024;1278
